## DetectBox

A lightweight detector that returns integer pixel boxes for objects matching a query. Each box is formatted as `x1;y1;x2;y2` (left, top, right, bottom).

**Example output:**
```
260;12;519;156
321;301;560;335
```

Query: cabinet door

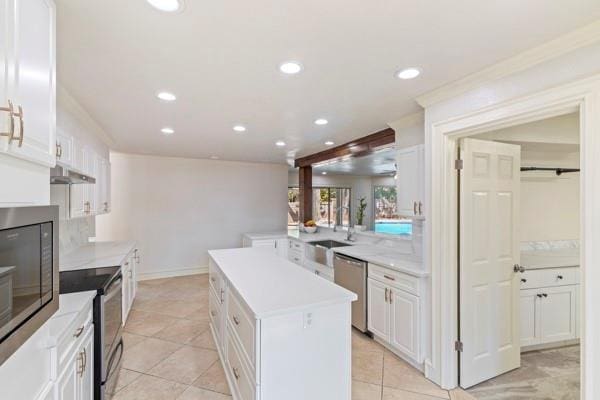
6;0;56;166
252;239;277;250
367;278;389;341
79;328;94;400
0;0;9;154
539;285;577;344
55;352;79;400
389;288;420;361
276;239;288;258
519;289;539;347
396;145;424;217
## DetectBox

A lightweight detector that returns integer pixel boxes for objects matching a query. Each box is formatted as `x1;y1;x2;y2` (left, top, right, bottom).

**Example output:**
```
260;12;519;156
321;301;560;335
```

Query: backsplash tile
60;216;95;255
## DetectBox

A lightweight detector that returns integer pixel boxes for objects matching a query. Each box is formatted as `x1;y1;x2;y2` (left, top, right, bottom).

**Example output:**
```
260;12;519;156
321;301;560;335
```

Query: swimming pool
374;222;412;235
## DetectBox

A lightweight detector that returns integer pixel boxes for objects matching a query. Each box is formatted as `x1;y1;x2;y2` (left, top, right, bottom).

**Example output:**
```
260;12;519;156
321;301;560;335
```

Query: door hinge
455;159;464;170
455;340;463;352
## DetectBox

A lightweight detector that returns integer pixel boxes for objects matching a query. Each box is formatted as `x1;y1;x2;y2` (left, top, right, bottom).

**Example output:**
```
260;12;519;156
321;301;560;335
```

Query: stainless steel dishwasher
334;253;368;332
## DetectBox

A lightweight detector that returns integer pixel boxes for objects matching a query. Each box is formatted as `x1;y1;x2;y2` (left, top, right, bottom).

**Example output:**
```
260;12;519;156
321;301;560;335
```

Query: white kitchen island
208;247;357;400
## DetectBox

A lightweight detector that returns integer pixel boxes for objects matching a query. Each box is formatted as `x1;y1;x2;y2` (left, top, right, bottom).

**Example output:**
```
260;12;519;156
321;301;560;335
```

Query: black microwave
0;206;59;366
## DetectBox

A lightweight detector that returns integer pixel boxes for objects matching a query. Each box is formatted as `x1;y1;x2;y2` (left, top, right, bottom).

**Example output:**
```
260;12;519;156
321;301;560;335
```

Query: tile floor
112;274;475;400
467;345;580;400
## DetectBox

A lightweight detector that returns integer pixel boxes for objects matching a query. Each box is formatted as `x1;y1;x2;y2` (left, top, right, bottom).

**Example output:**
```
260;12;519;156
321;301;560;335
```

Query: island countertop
208;247;357;319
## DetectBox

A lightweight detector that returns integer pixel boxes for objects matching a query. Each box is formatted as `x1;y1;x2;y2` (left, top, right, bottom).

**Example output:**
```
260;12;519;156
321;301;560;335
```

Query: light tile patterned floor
112;274;474;400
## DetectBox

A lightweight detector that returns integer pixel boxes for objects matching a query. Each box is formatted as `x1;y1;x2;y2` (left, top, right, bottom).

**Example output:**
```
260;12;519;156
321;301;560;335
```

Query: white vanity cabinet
396;144;425;218
0;0;56;167
519;267;579;349
367;263;423;366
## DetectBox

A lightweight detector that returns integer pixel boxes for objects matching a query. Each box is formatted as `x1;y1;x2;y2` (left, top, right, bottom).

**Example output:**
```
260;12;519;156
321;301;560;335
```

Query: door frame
428;73;600;399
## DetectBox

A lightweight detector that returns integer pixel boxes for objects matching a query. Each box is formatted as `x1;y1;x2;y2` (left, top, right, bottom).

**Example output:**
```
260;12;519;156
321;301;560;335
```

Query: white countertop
209;247;357;319
521;248;580;270
46;291;96;347
332;245;428;278
243;232;289;241
60;240;137;272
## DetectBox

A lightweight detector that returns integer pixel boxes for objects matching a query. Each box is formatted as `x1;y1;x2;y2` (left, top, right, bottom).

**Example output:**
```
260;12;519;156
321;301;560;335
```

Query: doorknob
513;264;525;273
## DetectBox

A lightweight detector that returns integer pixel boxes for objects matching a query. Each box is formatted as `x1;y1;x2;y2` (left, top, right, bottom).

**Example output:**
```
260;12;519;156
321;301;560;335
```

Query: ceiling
312;147;397;176
56;0;600;164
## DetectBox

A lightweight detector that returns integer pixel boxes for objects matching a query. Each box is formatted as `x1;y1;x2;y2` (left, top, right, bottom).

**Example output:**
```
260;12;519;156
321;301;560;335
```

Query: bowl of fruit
303;220;318;233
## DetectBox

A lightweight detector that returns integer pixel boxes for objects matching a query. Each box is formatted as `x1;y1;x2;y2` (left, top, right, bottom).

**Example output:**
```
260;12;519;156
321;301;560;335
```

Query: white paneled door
459;138;521;388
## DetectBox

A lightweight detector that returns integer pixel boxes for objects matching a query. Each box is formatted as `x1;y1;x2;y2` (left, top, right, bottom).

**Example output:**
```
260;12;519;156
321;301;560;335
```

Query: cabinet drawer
226;328;257;400
520;267;579;289
227;289;257;369
369;263;420;296
289;240;304;251
56;308;93;372
288;249;303;265
209;260;222;299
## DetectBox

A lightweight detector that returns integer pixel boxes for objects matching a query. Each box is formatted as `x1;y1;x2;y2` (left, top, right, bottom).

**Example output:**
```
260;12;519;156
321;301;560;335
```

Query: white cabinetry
367;263;423;366
519;267;579;349
287;239;305;266
122;248;139;324
0;0;56;167
242;236;288;258
55;326;93;400
396;145;425;218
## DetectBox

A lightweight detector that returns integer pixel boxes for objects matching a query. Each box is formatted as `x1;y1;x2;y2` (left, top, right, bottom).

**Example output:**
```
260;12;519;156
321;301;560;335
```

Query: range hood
50;165;96;184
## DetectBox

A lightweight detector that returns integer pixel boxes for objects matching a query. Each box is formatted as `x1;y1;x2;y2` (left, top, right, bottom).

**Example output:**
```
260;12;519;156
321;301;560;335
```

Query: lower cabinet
122;248;139;324
56;326;93;400
367;264;423;366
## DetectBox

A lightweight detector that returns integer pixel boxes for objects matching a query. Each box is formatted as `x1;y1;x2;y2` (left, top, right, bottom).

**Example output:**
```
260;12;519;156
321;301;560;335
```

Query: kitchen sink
308;240;353;249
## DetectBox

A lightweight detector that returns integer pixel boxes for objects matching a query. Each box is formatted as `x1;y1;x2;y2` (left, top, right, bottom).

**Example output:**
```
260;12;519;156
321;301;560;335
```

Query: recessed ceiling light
279;61;303;75
396;68;421;80
156;91;176;102
324;141;335;146
322;171;327;175
314;118;328;126
233;125;247;133
146;0;182;12
161;127;174;135
275;140;286;147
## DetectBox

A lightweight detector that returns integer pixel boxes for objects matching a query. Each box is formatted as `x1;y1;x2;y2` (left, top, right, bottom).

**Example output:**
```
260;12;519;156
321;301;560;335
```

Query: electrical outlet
303;312;313;329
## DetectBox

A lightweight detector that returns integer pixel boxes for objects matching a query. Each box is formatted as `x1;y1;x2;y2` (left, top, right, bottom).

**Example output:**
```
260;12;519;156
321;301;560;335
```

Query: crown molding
416;19;600;108
388;110;424;131
57;84;116;147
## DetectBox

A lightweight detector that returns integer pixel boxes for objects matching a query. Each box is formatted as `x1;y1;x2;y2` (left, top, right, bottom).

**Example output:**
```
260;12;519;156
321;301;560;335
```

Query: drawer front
289;240;304;251
227;289;256;368
209;260;222;299
369;263;420;296
209;289;222;342
57;308;93;371
226;329;257;400
520;267;579;289
288;248;303;265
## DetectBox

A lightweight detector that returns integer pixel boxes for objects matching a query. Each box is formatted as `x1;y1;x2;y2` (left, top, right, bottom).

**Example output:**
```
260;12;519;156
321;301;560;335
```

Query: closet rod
520;167;580;176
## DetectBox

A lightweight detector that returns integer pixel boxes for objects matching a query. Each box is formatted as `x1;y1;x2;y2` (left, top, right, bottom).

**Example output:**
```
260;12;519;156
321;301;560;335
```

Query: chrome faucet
346;226;356;242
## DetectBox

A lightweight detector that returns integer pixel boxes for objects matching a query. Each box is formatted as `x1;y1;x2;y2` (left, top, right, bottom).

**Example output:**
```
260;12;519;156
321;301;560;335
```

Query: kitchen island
208;247;357;400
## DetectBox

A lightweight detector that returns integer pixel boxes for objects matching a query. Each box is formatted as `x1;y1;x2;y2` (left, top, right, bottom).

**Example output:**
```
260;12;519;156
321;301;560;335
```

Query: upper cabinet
0;0;56;167
396;144;425;218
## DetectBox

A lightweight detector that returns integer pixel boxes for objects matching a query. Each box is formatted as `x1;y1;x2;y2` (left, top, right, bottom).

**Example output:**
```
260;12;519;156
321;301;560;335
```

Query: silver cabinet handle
210;310;216;317
233;316;240;325
77;351;84;377
413;201;417;215
82;347;87;374
389;288;393;303
385;288;388;303
220;289;224;304
513;264;525;273
232;366;240;380
56;142;62;159
0;100;15;141
74;326;84;338
418;202;423;215
383;274;396;281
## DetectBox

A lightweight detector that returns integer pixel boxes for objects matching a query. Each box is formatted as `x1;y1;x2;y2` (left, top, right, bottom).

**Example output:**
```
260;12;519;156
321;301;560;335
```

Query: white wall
97;153;288;278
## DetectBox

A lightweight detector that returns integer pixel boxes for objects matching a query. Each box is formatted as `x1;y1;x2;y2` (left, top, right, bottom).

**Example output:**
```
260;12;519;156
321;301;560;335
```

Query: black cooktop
60;266;121;295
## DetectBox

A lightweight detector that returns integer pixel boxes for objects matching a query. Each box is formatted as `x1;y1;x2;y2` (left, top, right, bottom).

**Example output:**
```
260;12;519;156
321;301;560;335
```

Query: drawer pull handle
521;278;527;283
233;316;240;325
210;310;216;317
542;293;548;298
383;274;396;281
232;367;240;380
210;277;216;282
413;201;417;215
418;202;423;215
74;326;84;338
537;294;543;298
385;288;388;303
557;275;564;280
389;288;393;303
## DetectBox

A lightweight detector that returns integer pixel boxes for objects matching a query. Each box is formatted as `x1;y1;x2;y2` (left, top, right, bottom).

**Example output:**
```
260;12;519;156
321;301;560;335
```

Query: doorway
456;113;581;398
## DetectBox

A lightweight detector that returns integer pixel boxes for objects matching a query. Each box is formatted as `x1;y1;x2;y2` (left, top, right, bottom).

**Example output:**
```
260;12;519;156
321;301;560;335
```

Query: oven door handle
105;339;124;384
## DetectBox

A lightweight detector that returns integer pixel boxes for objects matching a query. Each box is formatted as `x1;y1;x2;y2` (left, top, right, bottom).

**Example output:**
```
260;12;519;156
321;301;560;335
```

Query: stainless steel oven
0;206;59;366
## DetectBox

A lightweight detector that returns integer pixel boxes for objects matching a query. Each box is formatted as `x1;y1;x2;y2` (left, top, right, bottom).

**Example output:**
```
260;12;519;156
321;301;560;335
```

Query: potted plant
355;197;367;231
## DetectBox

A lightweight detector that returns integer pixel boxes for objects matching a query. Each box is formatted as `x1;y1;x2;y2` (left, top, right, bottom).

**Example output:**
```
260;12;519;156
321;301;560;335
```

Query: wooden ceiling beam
294;128;395;168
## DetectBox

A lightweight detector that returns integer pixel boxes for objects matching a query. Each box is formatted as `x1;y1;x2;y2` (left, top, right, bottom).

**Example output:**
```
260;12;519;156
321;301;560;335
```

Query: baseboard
137;265;208;281
521;338;580;353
